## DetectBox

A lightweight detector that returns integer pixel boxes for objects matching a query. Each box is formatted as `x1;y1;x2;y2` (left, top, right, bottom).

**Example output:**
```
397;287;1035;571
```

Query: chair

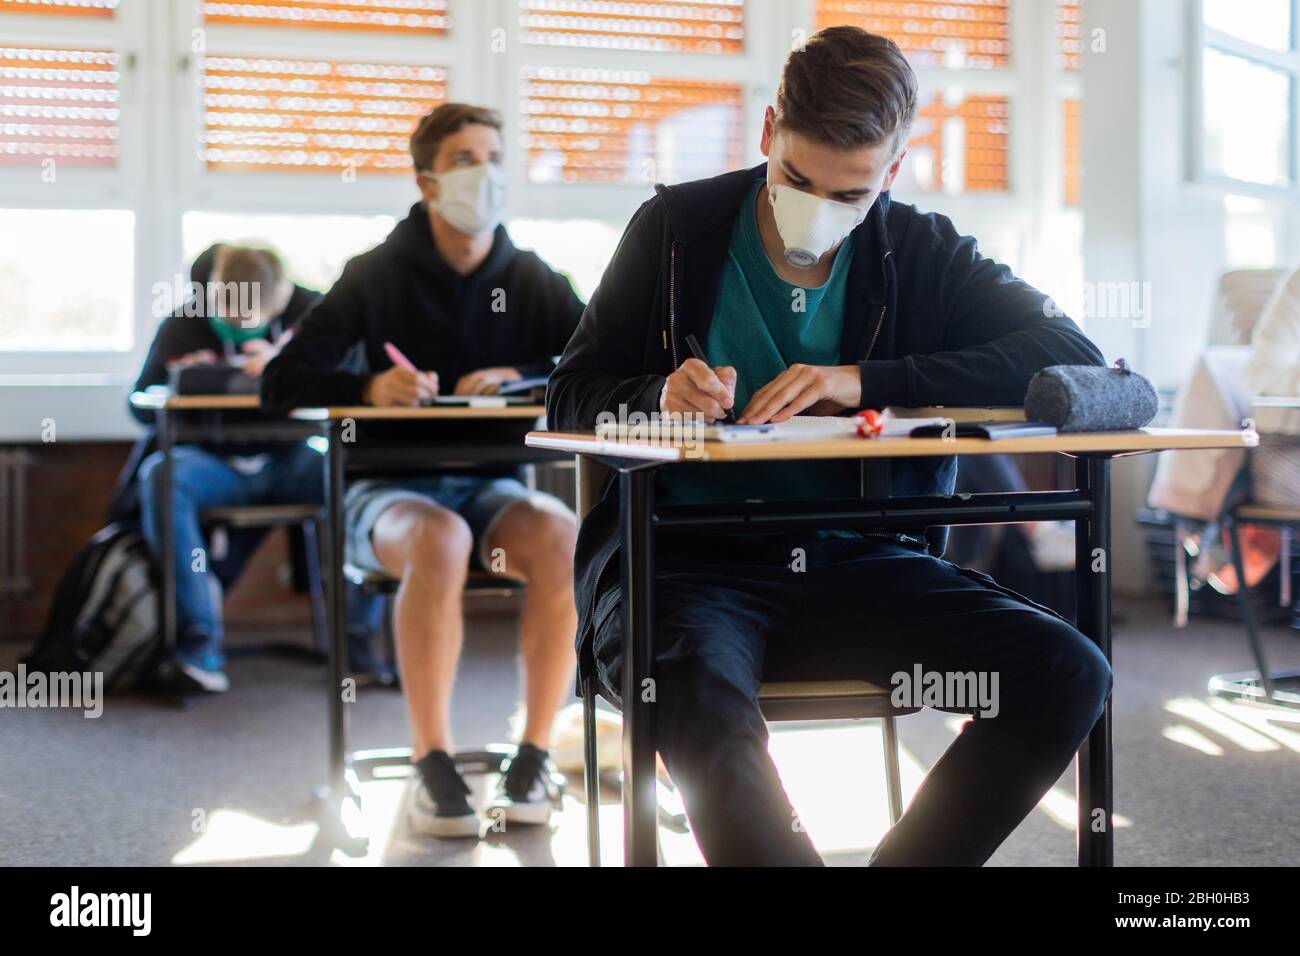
573;456;919;867
1211;503;1300;709
198;503;328;659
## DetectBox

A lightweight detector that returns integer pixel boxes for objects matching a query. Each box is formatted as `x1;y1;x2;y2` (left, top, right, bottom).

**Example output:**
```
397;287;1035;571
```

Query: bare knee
374;501;473;586
488;498;576;582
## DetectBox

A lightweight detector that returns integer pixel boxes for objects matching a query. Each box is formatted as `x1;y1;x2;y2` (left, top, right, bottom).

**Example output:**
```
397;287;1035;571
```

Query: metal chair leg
1228;519;1277;701
1173;519;1190;628
882;715;904;826
302;519;328;655
582;676;602;867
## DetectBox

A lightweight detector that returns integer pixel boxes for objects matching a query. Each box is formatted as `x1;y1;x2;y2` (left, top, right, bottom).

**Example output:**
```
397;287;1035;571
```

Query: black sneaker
408;750;479;838
488;743;564;826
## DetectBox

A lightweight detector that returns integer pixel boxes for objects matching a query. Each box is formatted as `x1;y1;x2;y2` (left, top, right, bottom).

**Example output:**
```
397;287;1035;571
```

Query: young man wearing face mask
548;27;1112;866
262;103;584;836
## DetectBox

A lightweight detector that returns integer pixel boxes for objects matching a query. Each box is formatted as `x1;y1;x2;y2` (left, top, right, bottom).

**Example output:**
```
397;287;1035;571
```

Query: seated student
134;245;384;694
262;103;585;835
548;27;1112;866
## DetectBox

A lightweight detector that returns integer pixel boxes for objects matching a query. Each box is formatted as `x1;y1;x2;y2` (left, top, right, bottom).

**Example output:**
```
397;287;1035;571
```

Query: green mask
208;316;269;346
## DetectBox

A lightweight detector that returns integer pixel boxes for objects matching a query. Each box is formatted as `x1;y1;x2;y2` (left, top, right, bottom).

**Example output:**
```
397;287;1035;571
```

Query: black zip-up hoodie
547;163;1105;672
261;203;584;411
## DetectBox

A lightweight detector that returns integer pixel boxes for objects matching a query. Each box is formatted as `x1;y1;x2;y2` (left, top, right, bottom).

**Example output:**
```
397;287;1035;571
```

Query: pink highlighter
383;341;417;372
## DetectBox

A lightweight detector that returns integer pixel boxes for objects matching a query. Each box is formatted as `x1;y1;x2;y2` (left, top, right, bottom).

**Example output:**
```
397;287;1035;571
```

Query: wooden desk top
525;427;1257;463
290;405;546;422
129;391;260;411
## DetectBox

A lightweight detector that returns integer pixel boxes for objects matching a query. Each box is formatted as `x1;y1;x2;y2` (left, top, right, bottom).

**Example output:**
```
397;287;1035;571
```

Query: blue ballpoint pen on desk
684;333;737;425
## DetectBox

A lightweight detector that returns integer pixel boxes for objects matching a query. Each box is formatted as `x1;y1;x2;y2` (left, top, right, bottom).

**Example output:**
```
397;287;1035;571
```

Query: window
0;208;134;351
815;0;1010;70
200;54;448;174
1194;0;1299;192
519;0;744;54
1063;97;1080;206
0;0;117;15
0;45;120;169
201;0;451;34
519;67;743;185
1057;0;1083;71
896;93;1009;194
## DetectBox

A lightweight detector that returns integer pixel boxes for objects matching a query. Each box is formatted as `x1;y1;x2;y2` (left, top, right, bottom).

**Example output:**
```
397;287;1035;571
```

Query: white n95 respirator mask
767;182;868;269
426;162;508;236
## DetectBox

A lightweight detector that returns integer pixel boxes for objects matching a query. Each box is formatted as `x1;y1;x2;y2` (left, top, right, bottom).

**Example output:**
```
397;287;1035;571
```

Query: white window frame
1188;0;1300;198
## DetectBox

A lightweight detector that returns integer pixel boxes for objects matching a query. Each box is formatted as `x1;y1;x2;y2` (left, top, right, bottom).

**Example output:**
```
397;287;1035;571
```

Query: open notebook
595;411;1053;443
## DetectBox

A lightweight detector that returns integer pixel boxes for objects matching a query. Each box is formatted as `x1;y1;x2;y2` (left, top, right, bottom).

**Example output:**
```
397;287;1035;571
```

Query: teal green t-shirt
661;181;860;508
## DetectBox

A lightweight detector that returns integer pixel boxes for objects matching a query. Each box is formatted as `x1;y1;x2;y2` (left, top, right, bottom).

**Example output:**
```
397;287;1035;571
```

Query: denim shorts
344;474;534;574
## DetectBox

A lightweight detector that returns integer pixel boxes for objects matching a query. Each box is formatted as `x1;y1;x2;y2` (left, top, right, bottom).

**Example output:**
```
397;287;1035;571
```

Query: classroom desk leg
316;420;366;855
157;407;176;659
1075;455;1115;867
619;466;659;867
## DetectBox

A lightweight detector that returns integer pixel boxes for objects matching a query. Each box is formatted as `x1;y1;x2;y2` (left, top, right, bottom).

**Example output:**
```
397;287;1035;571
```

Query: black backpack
23;523;163;691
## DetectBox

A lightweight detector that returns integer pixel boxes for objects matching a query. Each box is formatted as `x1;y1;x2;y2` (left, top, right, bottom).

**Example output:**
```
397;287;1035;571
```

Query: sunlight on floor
172;810;318;865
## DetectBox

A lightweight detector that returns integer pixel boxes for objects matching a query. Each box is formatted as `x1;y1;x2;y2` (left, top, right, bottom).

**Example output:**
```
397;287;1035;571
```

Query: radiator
0;447;32;599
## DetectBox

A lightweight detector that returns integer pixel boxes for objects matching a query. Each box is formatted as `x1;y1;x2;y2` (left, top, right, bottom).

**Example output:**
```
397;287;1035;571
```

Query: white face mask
425;162;507;236
767;182;868;269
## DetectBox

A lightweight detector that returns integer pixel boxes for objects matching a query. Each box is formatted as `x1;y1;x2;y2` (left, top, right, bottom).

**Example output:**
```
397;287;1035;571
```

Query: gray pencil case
1023;360;1158;433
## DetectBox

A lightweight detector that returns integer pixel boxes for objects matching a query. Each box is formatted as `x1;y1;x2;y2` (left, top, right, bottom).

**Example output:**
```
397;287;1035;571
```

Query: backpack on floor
23;522;163;691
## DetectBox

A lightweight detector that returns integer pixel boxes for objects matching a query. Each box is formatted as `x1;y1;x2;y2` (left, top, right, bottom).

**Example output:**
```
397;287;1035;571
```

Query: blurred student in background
263;103;584;836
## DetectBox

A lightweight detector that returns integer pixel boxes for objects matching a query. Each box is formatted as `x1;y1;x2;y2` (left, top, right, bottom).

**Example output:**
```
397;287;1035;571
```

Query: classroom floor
2;595;1297;867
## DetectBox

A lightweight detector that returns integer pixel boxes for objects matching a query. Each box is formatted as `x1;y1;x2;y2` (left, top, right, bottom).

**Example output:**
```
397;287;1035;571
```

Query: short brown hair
775;26;918;155
409;102;503;172
209;245;289;318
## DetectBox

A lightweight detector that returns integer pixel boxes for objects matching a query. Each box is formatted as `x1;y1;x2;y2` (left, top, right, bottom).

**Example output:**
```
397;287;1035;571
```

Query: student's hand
739;364;861;424
363;366;439;406
660;358;737;421
239;338;279;378
165;349;218;371
453;366;522;396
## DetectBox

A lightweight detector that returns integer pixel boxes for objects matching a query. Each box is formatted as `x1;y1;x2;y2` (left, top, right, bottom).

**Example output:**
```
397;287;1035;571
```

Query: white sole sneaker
407;783;480;838
489;799;555;826
177;661;230;693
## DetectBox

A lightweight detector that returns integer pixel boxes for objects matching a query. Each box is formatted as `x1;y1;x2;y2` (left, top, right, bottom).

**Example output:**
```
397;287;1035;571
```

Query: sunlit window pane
0;46;120;169
202;1;451;34
0;209;134;352
519;0;745;55
1063;97;1080;205
816;0;1010;70
520;66;744;185
895;92;1008;195
1202;48;1292;187
1057;0;1083;71
182;210;397;293
200;55;447;174
0;0;117;15
1203;0;1292;52
507;218;624;300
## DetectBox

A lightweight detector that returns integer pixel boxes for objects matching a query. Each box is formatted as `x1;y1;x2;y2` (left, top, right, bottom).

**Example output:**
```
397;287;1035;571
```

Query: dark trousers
591;533;1112;866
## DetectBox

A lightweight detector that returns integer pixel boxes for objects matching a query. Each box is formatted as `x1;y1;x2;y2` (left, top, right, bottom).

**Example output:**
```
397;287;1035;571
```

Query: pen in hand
684;333;737;425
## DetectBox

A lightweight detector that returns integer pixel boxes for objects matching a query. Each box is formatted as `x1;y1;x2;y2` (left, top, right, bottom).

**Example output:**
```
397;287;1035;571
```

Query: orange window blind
1063;97;1080;205
816;0;1010;70
201;55;447;173
1058;0;1083;71
0;0;117;15
0;46;119;168
906;93;1008;192
520;66;743;185
201;1;451;34
519;0;745;55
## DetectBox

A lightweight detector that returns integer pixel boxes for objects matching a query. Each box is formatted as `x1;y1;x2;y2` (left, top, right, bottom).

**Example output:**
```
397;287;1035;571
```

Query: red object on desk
855;409;883;438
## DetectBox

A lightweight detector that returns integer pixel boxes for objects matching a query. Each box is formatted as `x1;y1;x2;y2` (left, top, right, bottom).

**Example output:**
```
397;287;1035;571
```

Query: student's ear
416;171;439;204
881;149;906;193
759;106;776;158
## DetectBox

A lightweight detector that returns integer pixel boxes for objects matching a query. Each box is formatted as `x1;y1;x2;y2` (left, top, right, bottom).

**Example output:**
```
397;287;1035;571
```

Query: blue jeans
138;443;382;670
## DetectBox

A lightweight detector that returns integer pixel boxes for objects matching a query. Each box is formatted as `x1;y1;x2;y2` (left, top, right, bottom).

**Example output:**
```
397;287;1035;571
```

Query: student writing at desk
548;27;1113;866
262;103;584;836
131;245;383;693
